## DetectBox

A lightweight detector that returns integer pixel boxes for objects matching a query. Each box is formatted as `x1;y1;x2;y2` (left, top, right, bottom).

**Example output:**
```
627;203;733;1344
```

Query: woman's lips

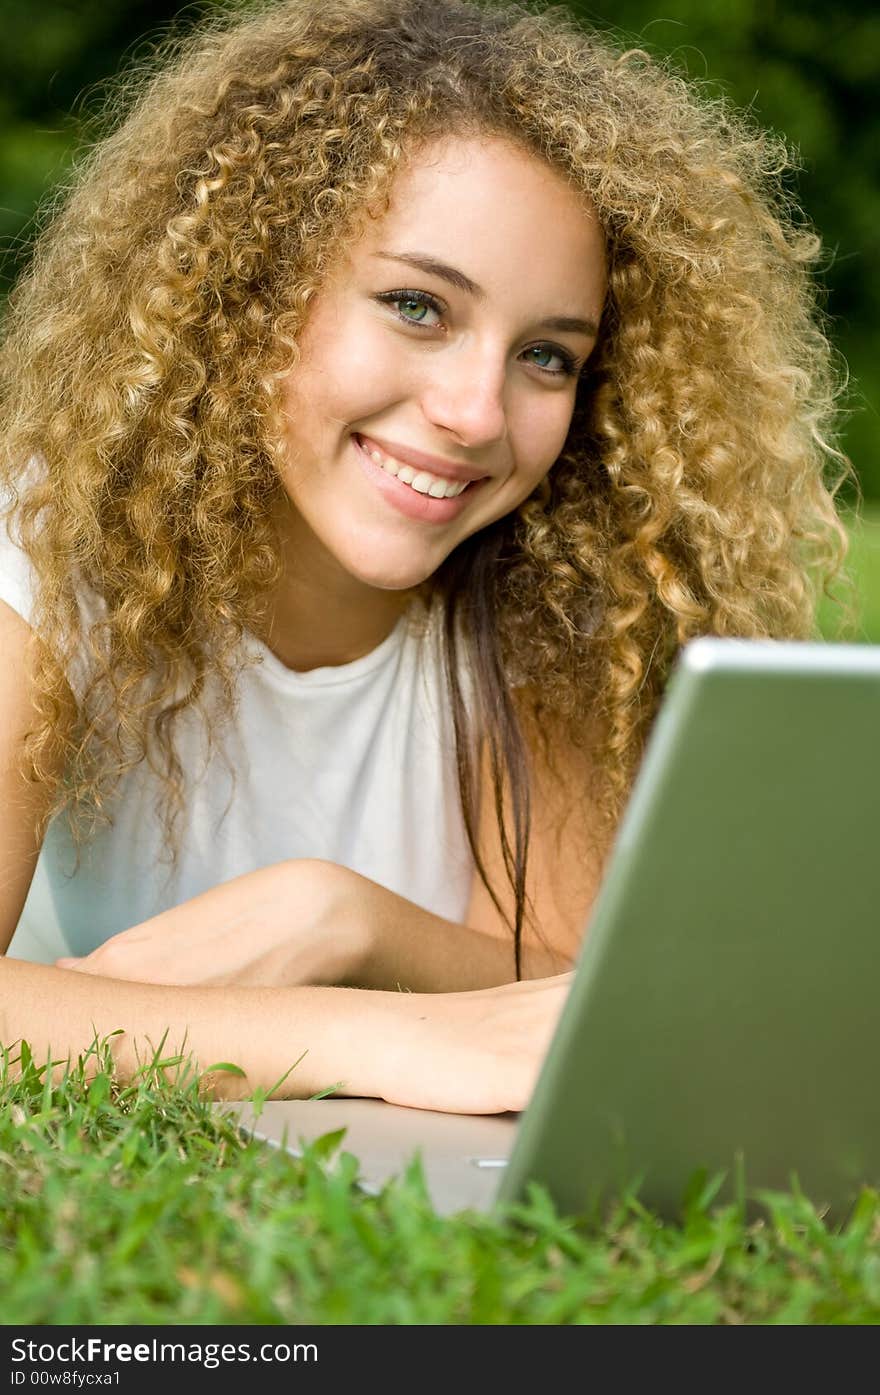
353;434;488;523
357;432;489;483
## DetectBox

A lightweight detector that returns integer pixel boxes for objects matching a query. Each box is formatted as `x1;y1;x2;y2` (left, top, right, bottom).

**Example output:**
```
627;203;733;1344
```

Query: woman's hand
359;973;574;1114
54;859;369;989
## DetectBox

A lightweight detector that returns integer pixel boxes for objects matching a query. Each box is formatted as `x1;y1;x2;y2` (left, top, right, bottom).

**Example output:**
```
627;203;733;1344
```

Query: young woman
0;0;851;1112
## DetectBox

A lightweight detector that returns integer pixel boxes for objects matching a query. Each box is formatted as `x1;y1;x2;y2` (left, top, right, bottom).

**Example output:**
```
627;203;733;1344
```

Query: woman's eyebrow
372;249;599;338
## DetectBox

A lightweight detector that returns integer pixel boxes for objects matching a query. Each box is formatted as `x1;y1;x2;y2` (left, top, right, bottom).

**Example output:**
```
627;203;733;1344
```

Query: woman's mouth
352;433;488;523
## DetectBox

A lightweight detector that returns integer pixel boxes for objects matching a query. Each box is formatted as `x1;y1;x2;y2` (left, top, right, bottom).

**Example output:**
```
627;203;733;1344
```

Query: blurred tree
0;0;198;286
1;0;877;494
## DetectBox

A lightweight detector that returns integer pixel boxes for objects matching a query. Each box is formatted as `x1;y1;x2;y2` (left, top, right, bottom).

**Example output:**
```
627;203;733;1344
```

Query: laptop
224;637;880;1223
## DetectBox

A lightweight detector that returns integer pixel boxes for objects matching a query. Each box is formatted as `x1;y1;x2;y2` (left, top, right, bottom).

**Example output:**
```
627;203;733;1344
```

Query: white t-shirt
1;507;477;964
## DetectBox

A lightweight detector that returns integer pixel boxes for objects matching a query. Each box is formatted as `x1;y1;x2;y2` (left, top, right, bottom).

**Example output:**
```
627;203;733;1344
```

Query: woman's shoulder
0;475;40;631
0;458;105;703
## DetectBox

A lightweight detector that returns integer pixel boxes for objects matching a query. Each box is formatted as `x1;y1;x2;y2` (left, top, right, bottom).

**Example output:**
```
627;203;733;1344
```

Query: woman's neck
259;584;412;672
255;504;418;673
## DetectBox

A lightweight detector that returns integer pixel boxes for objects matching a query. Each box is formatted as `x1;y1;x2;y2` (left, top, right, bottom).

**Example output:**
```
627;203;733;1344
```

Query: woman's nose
418;347;508;450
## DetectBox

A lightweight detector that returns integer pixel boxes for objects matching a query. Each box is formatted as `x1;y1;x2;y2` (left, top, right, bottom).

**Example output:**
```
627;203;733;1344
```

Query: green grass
819;501;880;643
847;503;880;642
3;1042;880;1325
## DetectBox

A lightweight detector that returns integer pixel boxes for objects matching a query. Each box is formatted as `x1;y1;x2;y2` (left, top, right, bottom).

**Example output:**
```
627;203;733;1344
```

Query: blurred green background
1;0;878;635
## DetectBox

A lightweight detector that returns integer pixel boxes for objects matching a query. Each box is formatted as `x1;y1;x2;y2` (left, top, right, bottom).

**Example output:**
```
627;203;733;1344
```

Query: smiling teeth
362;441;470;498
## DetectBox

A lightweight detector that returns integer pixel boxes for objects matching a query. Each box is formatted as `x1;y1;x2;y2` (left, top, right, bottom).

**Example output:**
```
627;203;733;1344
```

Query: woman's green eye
377;290;443;325
398;297;430;322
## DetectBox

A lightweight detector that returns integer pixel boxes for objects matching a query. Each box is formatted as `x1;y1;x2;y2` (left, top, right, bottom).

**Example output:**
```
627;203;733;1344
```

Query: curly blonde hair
0;0;855;971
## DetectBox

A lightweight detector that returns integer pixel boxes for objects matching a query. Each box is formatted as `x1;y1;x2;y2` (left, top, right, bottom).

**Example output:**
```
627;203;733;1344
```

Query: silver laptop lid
499;638;880;1222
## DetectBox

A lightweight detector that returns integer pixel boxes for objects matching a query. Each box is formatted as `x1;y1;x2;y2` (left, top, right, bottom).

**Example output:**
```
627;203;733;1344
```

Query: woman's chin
350;563;436;593
341;547;445;594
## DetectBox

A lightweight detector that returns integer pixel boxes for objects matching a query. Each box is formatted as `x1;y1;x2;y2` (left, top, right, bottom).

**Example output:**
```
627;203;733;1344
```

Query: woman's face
278;133;607;592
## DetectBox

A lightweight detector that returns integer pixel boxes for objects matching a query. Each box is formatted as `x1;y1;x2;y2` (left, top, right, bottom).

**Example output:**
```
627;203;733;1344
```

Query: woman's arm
0;600;64;952
54;858;555;992
0;956;570;1113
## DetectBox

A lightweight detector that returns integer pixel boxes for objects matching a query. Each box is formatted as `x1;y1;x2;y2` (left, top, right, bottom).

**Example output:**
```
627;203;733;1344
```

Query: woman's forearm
1;954;573;1113
341;872;570;993
41;858;570;1000
0;956;391;1100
